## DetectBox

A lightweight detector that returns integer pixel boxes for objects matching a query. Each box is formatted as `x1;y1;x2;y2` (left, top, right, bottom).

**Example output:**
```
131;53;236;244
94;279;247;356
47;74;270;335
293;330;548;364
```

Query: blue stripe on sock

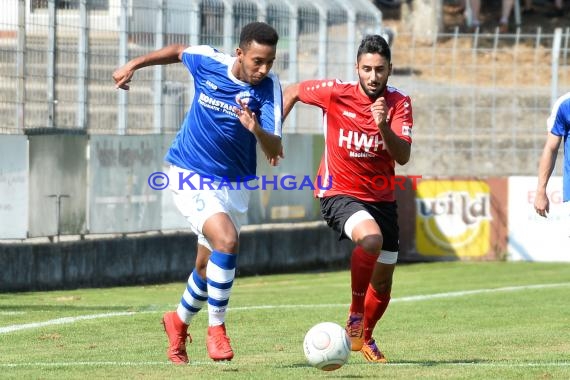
208;298;230;307
210;250;237;269
207;278;234;289
180;297;201;313
187;283;208;301
192;269;207;291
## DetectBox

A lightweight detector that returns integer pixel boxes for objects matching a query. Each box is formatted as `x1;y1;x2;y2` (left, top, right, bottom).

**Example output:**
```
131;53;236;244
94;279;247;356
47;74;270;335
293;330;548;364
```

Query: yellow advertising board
415;180;492;257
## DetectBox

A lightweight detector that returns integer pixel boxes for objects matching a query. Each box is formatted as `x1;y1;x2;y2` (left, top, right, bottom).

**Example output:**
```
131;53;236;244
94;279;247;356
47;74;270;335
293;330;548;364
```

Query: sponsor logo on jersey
342;110;356;119
205;80;218;90
236;90;252;105
198;93;237;117
349;151;375;158
338;128;384;153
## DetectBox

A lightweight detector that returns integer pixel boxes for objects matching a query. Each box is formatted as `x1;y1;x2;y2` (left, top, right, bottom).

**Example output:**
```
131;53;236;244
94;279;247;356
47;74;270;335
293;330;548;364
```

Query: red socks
363;284;391;342
349;245;378;314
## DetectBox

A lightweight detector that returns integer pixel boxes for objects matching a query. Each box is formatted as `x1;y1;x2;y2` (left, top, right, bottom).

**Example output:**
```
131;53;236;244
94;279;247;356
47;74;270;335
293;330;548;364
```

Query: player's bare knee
210;236;239;253
357;234;383;254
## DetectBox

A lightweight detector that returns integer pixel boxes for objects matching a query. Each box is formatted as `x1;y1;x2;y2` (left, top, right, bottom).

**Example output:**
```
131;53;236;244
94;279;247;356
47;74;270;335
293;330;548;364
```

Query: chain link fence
388;27;570;177
0;0;568;178
0;0;382;134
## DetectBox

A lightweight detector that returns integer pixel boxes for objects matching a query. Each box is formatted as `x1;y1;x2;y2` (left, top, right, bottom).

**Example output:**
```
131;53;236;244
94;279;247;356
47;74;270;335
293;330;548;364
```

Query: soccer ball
303;322;351;371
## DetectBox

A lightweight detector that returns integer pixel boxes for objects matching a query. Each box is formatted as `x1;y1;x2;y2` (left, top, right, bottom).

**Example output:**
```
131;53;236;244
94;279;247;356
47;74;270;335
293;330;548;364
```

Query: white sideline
0;312;135;334
0;361;569;368
229;282;570;311
1;282;569;334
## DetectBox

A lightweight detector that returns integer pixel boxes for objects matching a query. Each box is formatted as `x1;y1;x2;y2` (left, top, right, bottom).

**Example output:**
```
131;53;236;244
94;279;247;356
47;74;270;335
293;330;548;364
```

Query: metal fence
1;1;568;177
0;0;382;135
389;26;570;178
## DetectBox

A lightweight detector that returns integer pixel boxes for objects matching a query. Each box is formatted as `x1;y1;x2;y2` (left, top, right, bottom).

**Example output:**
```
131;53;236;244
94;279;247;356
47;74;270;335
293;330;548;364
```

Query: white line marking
1;282;569;334
0;361;568;368
0;312;135;334
391;282;570;302
0;361;229;368
387;362;570;367
229;282;570;311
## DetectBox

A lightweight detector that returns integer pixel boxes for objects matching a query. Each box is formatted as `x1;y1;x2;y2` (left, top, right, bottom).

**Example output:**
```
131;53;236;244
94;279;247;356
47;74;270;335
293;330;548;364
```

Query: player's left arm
372;95;413;165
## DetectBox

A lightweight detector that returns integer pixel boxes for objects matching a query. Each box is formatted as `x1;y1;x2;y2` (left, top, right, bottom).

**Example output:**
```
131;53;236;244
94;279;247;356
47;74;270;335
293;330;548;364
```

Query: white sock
206;250;237;326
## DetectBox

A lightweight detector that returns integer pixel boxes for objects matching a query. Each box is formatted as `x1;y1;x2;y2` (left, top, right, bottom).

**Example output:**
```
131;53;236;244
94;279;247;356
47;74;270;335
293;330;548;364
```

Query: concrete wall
0;222;353;292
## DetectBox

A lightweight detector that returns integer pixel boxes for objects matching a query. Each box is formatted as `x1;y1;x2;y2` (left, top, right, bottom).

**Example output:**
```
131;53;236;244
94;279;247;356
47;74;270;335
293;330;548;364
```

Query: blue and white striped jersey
165;45;282;181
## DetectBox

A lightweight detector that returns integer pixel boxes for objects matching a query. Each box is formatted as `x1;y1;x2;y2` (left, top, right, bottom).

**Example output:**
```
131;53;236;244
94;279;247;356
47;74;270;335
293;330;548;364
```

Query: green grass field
1;262;569;379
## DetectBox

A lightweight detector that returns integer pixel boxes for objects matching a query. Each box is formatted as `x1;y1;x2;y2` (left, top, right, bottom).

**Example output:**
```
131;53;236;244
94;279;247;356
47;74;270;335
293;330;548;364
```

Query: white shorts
168;165;251;251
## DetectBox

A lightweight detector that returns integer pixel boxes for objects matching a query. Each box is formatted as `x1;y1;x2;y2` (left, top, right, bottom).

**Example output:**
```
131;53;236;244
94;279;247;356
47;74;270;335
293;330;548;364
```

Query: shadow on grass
281;362;368;377
386;358;490;366
281;358;490;370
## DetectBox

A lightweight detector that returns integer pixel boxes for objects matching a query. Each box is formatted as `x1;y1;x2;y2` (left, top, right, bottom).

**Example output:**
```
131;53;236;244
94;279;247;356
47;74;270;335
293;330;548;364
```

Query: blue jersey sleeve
257;72;283;138
181;45;219;77
548;94;570;136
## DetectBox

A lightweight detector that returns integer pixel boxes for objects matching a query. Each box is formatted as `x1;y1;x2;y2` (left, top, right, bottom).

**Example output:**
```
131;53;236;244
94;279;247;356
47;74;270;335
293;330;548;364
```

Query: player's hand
268;146;284;167
234;97;258;132
371;97;388;127
112;65;134;91
534;192;550;217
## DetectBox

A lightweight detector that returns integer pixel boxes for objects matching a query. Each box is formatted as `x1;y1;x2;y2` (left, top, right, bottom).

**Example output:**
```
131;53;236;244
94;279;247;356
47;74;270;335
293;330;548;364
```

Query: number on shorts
192;194;205;211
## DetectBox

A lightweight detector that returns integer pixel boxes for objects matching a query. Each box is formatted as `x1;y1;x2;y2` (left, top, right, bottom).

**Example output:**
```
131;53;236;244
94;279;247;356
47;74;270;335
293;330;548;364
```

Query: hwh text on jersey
338;128;385;152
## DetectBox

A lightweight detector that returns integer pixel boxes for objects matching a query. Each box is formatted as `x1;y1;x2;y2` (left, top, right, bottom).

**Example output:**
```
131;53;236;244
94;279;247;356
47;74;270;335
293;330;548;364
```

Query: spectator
499;0;535;33
460;0;481;31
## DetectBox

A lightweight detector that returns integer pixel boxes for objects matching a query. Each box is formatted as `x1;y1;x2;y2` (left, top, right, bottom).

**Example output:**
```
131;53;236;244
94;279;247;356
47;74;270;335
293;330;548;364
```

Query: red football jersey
298;79;413;202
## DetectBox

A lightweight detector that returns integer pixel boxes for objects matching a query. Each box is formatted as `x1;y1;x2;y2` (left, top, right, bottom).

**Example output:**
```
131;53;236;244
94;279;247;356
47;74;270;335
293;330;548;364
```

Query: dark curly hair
239;22;279;50
357;35;391;63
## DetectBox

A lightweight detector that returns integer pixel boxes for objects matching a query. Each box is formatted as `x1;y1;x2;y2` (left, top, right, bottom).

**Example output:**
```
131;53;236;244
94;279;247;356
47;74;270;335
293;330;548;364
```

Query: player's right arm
112;44;187;90
534;132;562;217
283;83;300;121
535;95;569;217
283;80;334;121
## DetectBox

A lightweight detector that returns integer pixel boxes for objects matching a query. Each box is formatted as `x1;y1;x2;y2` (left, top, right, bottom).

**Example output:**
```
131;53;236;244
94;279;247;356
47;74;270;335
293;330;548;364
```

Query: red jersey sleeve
297;79;338;110
388;93;413;144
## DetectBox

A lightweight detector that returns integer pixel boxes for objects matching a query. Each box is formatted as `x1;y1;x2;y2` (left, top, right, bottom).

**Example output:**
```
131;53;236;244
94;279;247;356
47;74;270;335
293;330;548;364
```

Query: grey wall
89;135;163;233
0;133;325;240
28;134;88;237
0;135;28;239
0;222;353;292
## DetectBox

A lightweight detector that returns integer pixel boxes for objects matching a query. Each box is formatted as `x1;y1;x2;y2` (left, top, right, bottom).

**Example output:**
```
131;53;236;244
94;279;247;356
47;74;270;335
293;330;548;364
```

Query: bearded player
283;34;413;362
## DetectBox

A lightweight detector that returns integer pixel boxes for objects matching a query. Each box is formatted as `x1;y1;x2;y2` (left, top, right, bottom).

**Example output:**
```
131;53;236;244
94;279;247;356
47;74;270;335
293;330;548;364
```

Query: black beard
359;79;383;99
